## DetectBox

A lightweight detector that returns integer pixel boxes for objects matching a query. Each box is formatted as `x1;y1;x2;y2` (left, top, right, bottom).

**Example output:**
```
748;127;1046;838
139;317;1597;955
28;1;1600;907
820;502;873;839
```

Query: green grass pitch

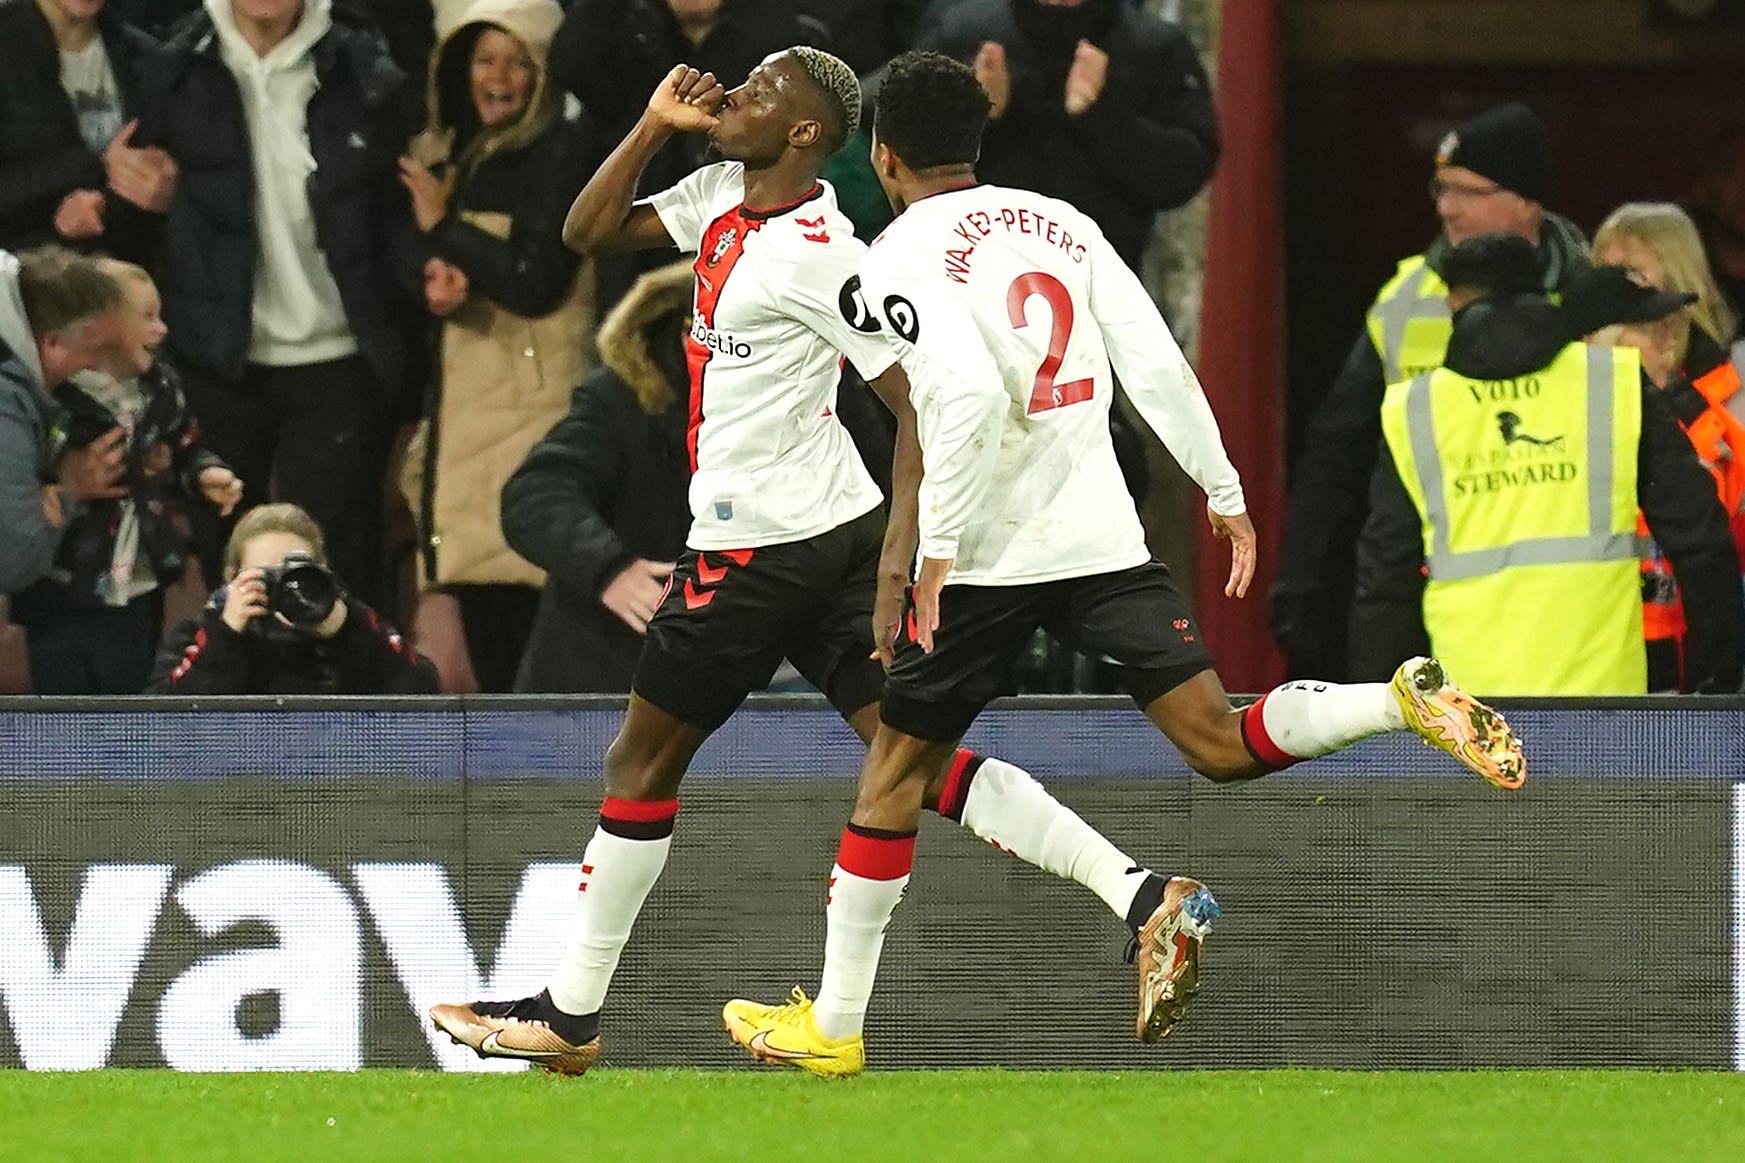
3;1069;1743;1162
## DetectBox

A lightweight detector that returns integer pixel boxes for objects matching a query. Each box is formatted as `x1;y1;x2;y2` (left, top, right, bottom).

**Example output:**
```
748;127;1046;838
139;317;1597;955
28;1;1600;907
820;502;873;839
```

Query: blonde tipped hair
1594;202;1738;348
787;45;861;148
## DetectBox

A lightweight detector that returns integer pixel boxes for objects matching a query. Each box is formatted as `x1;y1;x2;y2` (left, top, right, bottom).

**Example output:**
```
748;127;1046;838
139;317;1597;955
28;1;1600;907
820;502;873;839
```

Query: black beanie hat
1434;103;1550;203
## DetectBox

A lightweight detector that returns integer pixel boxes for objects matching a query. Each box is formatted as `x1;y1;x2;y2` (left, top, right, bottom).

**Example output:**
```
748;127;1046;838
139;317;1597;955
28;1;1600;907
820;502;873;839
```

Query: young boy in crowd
12;262;242;693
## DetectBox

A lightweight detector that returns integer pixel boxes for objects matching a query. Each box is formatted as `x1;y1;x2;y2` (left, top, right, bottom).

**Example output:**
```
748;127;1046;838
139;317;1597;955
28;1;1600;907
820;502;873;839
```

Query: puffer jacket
0;0;158;253
133;2;425;388
401;0;600;589
504;261;692;693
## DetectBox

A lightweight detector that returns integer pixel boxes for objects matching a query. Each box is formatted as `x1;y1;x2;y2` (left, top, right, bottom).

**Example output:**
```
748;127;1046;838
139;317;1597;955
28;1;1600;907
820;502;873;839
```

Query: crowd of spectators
4;0;1743;698
1;0;1217;696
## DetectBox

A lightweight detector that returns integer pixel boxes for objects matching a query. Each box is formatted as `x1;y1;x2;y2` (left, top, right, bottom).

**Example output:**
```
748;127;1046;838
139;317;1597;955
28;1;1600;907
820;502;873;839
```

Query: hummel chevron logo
747;1030;826;1060
479;1031;565;1061
684;579;715;609
796;215;829;244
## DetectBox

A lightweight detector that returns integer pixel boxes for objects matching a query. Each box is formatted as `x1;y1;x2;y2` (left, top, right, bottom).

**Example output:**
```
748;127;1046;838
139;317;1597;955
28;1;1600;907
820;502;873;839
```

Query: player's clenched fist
648;64;726;132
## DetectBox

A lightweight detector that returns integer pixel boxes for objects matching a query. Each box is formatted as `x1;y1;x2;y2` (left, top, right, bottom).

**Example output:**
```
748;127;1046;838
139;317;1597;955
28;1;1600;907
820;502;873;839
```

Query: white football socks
546;800;677;1018
953;756;1154;922
812;828;914;1043
1244;680;1405;764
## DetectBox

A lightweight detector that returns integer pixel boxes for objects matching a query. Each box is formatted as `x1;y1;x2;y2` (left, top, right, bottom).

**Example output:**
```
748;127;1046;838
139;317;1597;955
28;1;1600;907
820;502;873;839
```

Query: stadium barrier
2;694;1741;1072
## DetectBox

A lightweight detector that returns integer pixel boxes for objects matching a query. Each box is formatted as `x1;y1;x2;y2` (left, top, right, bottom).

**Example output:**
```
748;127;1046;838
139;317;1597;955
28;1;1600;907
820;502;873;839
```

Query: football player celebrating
723;50;1526;1077
430;48;1212;1076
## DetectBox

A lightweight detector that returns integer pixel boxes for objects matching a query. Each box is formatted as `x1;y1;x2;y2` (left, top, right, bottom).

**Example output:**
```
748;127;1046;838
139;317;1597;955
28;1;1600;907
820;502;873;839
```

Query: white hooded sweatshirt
205;0;359;367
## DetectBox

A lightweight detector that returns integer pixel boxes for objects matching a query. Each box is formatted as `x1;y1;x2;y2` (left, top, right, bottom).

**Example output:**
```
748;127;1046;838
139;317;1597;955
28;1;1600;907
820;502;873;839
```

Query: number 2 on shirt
1007;272;1094;415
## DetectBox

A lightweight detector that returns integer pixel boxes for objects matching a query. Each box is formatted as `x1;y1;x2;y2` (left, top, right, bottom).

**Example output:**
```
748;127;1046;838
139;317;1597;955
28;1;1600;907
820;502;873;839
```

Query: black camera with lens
258;552;341;635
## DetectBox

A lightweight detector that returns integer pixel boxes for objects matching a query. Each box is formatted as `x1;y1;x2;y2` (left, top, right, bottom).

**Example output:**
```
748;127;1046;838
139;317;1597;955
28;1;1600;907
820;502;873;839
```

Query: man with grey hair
429;48;1189;1078
0;246;129;596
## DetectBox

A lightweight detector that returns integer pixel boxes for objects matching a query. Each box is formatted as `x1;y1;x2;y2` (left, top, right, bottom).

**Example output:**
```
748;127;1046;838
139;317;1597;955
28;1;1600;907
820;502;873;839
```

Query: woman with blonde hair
1595;201;1745;690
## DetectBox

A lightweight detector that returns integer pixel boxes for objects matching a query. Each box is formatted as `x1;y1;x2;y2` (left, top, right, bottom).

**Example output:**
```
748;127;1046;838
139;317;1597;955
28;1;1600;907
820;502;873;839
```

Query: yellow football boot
723;987;865;1079
1392;656;1526;789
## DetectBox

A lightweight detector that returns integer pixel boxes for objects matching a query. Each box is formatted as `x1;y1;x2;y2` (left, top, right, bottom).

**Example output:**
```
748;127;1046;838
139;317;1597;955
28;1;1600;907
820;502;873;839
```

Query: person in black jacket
545;0;830;307
1351;238;1744;693
912;0;1219;269
131;0;428;606
792;0;929;73
503;259;691;692
0;0;175;257
109;0;198;38
147;502;439;693
11;261;243;693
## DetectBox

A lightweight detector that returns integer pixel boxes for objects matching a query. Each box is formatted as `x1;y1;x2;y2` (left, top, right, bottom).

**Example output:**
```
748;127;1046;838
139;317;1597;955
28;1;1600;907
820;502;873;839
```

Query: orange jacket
1641;341;1745;641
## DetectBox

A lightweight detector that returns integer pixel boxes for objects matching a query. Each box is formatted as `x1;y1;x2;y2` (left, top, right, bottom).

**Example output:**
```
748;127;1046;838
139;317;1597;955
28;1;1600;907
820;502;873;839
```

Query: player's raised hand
647;65;725;133
1208;505;1256;599
912;556;952;653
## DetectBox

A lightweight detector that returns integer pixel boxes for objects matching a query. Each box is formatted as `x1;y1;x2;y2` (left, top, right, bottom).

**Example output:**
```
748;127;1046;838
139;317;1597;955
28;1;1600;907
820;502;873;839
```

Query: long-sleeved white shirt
858;183;1245;586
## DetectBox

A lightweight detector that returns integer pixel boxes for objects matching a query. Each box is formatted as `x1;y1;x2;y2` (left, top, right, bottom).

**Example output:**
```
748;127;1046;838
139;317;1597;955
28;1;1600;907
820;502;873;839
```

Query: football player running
723;50;1525;1078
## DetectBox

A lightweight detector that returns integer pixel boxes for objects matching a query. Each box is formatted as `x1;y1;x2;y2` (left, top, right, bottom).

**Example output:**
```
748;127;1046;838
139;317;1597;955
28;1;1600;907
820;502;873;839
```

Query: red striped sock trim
600;797;680;822
1239;695;1299;770
836;826;916;881
935;748;982;822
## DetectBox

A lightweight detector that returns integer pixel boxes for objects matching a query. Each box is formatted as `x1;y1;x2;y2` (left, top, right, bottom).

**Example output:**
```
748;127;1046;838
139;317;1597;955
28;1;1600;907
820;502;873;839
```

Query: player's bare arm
866;365;921;666
1208;505;1257;598
562;65;726;255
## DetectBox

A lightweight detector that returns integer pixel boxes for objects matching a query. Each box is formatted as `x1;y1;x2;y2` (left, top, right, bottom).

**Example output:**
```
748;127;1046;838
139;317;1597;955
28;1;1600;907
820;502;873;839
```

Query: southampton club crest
707;227;738;268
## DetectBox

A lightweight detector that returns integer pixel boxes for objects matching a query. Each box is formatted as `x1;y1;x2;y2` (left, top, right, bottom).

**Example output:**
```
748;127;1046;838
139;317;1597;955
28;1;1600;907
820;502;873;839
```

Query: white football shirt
645;161;894;550
860;183;1245;586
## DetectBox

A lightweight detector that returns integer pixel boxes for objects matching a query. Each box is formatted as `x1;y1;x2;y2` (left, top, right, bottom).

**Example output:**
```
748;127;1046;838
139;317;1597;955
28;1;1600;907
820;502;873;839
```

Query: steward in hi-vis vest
1351;236;1743;696
1275;101;1589;681
1382;343;1643;694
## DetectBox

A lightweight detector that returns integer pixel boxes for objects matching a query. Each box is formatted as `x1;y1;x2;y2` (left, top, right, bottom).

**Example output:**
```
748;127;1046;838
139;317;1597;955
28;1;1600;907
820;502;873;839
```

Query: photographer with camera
147;503;438;694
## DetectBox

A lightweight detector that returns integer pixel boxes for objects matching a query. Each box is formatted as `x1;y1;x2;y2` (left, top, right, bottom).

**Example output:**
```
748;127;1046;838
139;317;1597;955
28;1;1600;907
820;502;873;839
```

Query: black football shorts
880;559;1215;742
632;507;887;731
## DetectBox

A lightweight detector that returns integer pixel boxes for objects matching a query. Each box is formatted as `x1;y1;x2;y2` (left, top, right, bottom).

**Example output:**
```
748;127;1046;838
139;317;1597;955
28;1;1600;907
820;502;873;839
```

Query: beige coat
402;0;593;590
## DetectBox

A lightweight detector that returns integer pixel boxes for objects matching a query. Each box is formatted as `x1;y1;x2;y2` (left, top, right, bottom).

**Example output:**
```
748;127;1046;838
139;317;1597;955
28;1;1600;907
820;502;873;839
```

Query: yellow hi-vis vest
1367;255;1453;387
1379;343;1645;695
